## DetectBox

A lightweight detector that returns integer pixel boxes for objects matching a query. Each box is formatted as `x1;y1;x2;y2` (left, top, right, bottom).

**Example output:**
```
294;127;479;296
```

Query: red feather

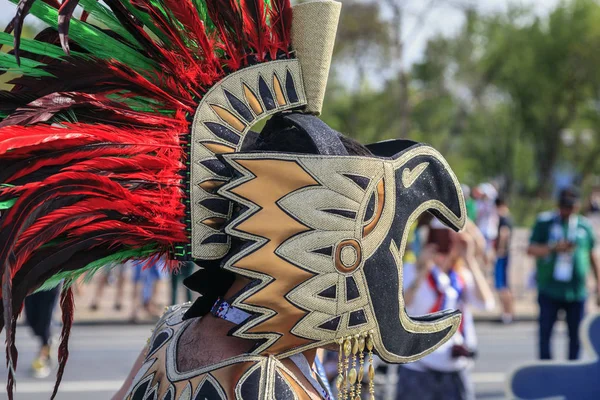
269;0;293;57
205;0;248;70
51;287;74;400
242;0;269;61
0;0;299;396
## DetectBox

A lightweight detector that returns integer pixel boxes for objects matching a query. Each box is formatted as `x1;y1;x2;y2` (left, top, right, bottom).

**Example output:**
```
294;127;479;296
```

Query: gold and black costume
0;1;466;399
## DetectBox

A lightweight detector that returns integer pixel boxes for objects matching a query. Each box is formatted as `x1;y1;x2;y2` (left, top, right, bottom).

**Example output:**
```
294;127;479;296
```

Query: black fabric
362;150;463;359
239;367;262;400
346;276;360;301
343;173;371;190
147;330;171;357
348;309;367;327
131;378;150;400
241;130;261;151
322;209;357;219
195;378;225;400
496;214;513;253
183;267;235;319
366;139;418;158
318;316;341;331
200;234;229;245
312;246;333;257
224;89;254;122
199;198;231;215
145;387;157;400
285;70;299;103
200;159;230;177
205;122;241;145
364;192;376;222
317;285;337;299
278;113;349;156
274;372;296;400
258;75;276;111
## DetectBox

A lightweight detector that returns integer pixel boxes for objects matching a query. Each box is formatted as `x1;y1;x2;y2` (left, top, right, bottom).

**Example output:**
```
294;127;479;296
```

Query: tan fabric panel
226;159;319;354
190;59;306;260
219;149;466;361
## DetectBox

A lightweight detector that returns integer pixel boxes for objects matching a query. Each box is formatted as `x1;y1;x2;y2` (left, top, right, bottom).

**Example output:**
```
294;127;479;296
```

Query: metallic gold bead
358;335;366;352
352;338;359;355
358;365;364;381
336;373;344;390
370;394;375;400
349;368;357;385
355;396;361;400
344;338;352;357
366;334;374;351
368;364;375;380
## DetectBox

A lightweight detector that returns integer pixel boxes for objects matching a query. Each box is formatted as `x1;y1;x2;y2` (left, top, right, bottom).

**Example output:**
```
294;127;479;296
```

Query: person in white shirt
396;221;495;400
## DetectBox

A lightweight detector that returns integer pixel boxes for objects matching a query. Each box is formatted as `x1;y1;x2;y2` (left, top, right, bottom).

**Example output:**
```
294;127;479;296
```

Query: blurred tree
480;0;600;196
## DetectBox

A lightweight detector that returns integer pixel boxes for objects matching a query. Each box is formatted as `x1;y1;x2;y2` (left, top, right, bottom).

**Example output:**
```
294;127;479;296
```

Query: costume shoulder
126;303;318;400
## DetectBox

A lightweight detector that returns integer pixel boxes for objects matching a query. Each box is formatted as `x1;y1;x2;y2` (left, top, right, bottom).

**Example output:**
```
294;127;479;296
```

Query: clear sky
0;0;560;66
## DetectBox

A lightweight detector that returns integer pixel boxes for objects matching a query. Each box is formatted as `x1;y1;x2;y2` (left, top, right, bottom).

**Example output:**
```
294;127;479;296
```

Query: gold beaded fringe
335;330;375;400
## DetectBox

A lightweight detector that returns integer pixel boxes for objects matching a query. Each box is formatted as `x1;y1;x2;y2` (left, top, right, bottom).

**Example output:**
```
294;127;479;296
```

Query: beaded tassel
356;332;366;400
336;339;345;397
342;337;352;399
348;335;359;399
367;330;375;400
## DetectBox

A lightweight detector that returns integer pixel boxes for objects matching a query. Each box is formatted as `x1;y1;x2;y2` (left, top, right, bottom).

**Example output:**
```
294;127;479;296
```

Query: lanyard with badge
550;214;578;282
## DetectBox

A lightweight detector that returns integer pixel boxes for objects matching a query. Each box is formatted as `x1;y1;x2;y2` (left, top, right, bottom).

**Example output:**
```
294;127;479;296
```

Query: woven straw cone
291;0;342;115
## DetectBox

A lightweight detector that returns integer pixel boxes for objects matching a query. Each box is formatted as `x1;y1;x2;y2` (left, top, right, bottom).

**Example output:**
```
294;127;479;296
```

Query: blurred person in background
170;260;195;305
462;185;478;222
585;186;600;215
474;183;499;267
396;219;495;400
24;286;61;378
527;186;600;360
494;196;514;324
130;257;168;322
89;263;126;312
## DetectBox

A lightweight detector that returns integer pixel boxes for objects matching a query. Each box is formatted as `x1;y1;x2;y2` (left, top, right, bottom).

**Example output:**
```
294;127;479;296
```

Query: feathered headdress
0;0;304;397
1;2;467;399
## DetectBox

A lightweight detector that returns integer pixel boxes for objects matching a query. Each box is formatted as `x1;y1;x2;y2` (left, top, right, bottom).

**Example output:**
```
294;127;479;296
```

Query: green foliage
321;0;600;224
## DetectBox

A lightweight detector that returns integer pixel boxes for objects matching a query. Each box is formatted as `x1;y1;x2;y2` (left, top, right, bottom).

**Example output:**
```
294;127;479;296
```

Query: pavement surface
0;320;582;399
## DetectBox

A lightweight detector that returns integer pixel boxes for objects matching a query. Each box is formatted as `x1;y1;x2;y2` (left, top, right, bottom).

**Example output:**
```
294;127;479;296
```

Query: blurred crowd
321;182;600;400
17;182;600;400
24;258;197;379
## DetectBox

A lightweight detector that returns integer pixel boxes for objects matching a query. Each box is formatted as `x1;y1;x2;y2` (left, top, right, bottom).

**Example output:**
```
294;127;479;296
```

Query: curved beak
362;143;466;363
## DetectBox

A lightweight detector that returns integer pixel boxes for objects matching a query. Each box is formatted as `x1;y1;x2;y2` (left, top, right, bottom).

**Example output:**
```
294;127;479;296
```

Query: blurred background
1;0;600;399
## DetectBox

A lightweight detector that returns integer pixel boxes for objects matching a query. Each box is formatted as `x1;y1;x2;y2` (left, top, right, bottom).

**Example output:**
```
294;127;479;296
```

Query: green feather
192;0;214;30
36;246;159;292
0;32;86;60
8;0;155;72
78;0;142;48
0;52;53;77
0;198;17;210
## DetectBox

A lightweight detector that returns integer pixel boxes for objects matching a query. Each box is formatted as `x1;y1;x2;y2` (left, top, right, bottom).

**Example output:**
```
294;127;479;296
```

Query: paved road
0;321;577;399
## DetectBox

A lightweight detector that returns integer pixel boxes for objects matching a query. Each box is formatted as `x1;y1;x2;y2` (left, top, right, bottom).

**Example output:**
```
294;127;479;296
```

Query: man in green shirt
528;187;600;360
